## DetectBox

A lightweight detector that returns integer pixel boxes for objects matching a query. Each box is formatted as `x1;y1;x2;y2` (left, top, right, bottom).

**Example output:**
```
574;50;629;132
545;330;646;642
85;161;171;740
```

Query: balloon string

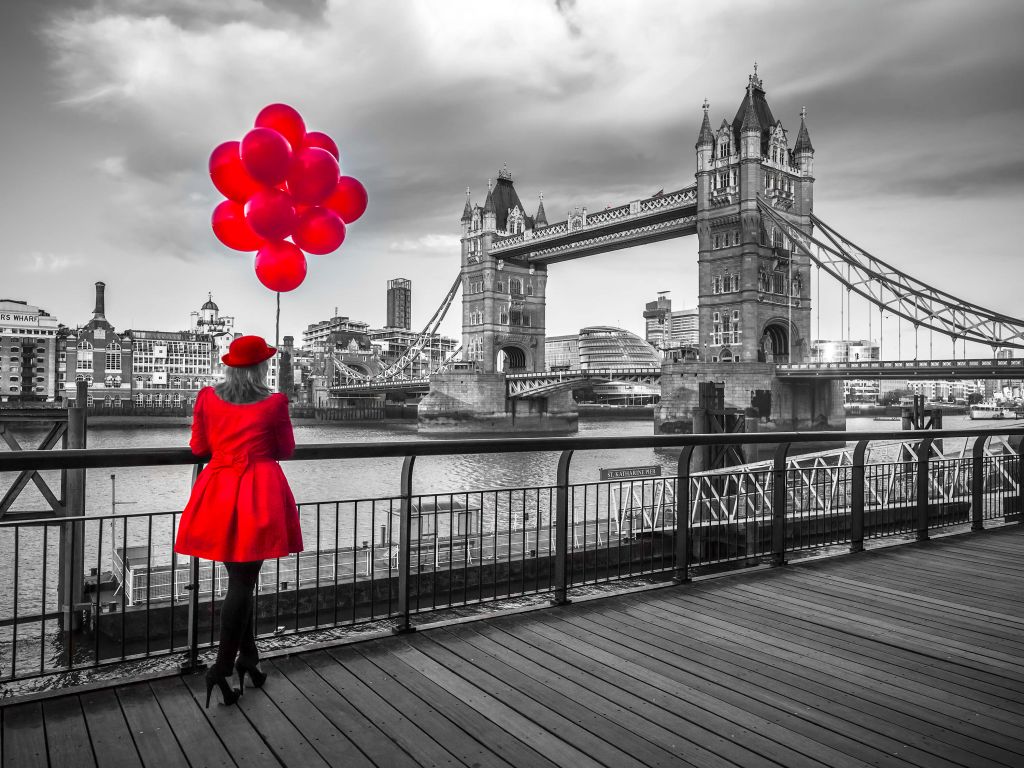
275;291;281;349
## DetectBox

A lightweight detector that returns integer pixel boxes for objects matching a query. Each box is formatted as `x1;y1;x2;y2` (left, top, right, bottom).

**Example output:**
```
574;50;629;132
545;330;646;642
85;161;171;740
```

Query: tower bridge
333;68;1024;438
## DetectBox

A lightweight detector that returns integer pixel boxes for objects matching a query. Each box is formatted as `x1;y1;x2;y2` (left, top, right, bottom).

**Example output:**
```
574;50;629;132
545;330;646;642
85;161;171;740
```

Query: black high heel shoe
235;659;267;692
205;667;241;708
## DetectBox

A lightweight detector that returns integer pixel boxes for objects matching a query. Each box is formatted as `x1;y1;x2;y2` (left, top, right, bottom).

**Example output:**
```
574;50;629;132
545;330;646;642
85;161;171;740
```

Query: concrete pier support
655;360;845;458
418;370;578;434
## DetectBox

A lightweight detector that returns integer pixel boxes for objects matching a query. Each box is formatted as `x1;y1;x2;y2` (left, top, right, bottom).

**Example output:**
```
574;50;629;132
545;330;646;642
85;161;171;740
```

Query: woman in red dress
175;335;303;707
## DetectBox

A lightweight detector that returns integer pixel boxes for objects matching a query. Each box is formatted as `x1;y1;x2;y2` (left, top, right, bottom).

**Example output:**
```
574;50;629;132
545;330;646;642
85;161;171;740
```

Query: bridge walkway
3;526;1023;768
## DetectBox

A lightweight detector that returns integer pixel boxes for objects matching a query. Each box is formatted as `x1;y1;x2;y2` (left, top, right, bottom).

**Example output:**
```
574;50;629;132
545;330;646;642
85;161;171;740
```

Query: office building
0;298;61;402
387;278;412;330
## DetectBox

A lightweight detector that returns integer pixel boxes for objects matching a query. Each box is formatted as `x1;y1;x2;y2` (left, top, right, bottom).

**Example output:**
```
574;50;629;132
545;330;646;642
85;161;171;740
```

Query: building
60;283;270;407
578;327;661;370
545;334;580;370
386;278;412;330
369;327;457;378
811;338;881;403
643;294;698;355
0;298;61;402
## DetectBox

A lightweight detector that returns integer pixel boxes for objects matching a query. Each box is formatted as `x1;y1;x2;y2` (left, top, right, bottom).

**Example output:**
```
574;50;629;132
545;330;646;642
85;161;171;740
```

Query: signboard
600;465;662;481
0;312;39;325
152;371;167;385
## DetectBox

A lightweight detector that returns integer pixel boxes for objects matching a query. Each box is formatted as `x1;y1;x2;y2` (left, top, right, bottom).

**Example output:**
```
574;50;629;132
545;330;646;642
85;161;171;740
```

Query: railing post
1006;435;1024;523
971;435;986;532
673;445;695;584
551;449;573;605
59;381;88;666
850;440;869;553
916;437;934;542
394;455;416;633
182;462;205;672
771;442;790;567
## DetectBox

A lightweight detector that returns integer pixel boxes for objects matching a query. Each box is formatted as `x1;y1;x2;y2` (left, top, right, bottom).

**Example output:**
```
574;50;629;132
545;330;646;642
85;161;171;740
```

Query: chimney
93;282;106;320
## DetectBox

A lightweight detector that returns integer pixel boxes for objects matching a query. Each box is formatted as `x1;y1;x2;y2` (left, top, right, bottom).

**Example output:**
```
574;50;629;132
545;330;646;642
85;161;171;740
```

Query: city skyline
2;0;1023;354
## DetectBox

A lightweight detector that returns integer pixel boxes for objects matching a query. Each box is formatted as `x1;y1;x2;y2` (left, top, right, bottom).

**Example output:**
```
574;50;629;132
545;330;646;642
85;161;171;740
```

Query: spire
461;187;472;221
695;98;714;148
794;106;814;154
483;179;495;214
740;82;760;134
535;192;548;228
497;162;512;181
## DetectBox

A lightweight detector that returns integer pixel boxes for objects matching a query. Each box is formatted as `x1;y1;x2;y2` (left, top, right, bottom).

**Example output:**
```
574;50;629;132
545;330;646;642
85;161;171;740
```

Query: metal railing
0;427;1021;684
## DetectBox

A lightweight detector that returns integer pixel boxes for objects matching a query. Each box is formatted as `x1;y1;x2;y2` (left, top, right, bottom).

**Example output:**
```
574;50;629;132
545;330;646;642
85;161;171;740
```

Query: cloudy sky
2;0;1023;357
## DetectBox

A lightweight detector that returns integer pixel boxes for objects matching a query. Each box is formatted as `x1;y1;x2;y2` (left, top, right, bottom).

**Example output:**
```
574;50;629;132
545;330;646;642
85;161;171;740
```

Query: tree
880;387;914;406
967;392;984;405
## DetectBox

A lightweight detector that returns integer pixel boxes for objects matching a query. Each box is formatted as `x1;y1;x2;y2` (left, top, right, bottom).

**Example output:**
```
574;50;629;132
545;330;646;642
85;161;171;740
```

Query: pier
2;524;1022;767
0;426;1022;766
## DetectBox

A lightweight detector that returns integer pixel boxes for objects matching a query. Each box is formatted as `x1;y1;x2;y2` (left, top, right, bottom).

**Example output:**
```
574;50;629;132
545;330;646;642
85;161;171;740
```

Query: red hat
222;335;277;367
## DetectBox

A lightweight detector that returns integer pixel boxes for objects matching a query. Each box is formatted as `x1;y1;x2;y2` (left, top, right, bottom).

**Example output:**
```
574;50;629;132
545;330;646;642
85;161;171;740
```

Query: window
713;276;722;294
509;278;522;296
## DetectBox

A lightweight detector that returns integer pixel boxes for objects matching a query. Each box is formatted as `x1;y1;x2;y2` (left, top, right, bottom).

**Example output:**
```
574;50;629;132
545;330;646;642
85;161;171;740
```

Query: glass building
578;326;661;370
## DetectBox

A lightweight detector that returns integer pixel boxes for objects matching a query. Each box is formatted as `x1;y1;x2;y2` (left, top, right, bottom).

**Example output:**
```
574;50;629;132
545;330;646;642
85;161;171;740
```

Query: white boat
970;403;1004;420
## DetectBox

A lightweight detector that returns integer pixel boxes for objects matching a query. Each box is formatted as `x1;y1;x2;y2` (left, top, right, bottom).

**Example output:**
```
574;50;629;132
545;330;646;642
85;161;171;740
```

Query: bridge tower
695;70;814;364
658;70;843;446
460;166;548;373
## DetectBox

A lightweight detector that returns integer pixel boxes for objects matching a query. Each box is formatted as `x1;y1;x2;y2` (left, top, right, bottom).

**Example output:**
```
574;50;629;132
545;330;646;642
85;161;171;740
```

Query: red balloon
244;188;296;240
324;176;368;223
209;141;261;203
293;207;347;255
212;200;264;251
255;241;307;292
240;127;292;186
255;103;306;152
303;131;339;161
287;147;340;205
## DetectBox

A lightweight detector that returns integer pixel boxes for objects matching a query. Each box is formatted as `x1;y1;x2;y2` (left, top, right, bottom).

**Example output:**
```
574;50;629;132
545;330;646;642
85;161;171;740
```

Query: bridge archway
495;345;528;373
759;320;793;363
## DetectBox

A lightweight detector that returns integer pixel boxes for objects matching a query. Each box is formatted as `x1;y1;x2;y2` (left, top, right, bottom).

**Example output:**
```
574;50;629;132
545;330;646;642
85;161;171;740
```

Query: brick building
0;298;61;402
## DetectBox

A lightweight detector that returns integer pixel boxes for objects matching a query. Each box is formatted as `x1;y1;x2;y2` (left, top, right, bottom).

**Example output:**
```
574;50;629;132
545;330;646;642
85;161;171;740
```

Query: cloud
389;234;461;255
19;253;84;274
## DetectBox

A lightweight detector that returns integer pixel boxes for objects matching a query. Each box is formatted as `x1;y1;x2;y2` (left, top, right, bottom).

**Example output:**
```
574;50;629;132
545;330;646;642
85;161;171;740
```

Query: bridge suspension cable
376;273;463;380
759;201;1024;351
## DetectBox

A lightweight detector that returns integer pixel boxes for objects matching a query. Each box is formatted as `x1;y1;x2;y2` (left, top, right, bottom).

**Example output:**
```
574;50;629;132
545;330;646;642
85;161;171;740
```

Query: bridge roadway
3;524;1022;768
331;357;1024;398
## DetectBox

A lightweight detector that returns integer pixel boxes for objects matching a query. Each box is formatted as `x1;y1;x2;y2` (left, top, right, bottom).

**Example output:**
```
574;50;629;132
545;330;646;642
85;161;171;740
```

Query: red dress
174;387;304;562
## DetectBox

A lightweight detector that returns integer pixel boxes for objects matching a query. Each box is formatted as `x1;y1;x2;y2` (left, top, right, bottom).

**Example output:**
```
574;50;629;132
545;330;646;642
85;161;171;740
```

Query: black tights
215;560;263;676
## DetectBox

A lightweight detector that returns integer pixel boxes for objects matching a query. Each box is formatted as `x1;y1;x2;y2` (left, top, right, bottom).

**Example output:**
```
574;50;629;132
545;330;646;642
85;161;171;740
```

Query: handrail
2;427;1023;472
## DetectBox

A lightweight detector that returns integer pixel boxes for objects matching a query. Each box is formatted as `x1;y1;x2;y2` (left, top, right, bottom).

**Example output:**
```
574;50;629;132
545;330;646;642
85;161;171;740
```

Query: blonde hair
214;360;272;404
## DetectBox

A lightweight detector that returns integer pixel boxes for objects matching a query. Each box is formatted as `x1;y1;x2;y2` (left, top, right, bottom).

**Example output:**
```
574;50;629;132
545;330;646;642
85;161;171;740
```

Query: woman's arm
273;394;296;460
189;388;211;456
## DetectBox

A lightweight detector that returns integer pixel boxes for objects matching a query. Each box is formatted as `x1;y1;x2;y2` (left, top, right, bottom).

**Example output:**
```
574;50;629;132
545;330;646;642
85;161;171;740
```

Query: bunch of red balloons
209;103;368;292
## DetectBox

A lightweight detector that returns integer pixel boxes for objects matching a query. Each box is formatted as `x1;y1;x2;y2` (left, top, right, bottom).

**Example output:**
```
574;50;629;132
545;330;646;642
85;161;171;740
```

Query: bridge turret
460;188;472;235
793;107;814;174
535;193;548;228
738;82;762;160
695;98;714;172
482;179;497;233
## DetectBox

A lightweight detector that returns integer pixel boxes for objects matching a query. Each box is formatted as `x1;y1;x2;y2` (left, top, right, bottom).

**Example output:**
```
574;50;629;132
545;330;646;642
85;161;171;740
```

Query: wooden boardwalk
3;526;1023;768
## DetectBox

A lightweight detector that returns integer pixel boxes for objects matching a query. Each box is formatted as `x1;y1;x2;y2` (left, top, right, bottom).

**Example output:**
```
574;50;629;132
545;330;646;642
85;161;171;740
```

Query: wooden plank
390;642;606;768
274;655;419;768
452;622;758;768
360;642;562;768
653;589;1024;730
647;588;1024;720
764;572;1024;649
42;696;96;768
341;646;519;768
229;672;331;768
537;611;915;768
253;659;373;768
2;702;48;768
115;682;189;768
80;688;143;768
426;627;679;768
590;601;1024;766
147;677;235;768
180;672;281;768
309;648;465;768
